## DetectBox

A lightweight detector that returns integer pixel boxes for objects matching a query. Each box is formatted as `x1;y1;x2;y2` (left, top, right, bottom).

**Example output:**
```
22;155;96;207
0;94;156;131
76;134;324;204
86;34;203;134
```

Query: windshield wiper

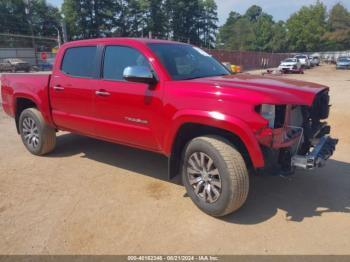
182;73;229;81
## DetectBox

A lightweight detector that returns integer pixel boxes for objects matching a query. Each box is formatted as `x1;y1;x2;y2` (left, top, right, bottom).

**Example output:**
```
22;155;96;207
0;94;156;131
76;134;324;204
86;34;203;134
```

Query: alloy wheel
22;117;40;150
187;152;222;203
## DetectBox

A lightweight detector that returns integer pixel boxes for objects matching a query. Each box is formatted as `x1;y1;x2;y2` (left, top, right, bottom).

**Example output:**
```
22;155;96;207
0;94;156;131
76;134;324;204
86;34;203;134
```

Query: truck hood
187;73;328;106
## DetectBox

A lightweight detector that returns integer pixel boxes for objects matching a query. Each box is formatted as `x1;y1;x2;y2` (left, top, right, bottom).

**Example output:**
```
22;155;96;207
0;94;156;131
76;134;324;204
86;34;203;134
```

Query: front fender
163;110;265;168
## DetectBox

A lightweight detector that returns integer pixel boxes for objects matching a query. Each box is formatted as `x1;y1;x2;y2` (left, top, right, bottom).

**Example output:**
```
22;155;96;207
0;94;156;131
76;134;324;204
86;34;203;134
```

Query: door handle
53;85;65;91
95;90;111;97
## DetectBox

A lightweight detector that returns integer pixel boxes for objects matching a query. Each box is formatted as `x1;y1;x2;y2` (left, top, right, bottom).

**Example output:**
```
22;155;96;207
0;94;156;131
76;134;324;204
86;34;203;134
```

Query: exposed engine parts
260;89;338;175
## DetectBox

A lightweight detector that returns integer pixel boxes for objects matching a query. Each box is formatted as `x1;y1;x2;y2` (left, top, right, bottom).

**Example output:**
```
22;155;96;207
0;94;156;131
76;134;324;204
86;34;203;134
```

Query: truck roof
62;37;187;48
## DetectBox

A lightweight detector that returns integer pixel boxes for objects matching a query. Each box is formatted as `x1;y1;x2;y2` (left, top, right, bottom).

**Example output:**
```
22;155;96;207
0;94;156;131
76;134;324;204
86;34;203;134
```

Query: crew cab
1;38;338;217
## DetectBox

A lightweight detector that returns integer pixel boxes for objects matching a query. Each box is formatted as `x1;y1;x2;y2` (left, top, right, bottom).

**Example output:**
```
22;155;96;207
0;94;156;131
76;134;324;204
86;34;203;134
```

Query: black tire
19;108;56;155
182;136;249;217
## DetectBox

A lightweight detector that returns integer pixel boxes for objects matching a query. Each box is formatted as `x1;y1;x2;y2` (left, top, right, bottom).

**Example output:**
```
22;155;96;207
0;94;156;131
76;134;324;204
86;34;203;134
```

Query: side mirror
123;66;157;85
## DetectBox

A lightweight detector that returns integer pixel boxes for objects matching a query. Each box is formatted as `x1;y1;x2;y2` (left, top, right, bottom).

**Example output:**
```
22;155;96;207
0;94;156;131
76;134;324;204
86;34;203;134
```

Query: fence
0;33;59;66
0;48;36;65
317;51;350;60
0;48;56;66
206;49;291;71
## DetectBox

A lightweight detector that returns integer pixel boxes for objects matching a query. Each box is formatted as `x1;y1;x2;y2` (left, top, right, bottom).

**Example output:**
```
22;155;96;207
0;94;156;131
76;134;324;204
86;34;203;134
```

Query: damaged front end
255;89;338;175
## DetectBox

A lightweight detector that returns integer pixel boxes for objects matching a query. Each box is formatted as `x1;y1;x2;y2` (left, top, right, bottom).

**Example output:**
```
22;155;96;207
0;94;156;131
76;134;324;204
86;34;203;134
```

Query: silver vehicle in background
336;57;350;70
310;55;320;66
294;54;311;69
278;58;303;73
0;58;31;73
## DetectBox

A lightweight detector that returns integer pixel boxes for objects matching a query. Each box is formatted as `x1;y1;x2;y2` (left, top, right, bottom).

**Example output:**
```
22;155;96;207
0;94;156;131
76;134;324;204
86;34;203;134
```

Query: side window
61;46;97;78
103;46;150;81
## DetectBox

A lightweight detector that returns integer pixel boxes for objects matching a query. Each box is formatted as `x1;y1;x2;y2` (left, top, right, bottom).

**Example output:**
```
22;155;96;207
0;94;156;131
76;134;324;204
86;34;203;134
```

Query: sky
48;0;350;25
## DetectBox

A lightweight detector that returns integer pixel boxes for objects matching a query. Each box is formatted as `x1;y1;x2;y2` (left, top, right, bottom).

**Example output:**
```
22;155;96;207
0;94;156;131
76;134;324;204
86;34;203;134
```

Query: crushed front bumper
291;136;338;170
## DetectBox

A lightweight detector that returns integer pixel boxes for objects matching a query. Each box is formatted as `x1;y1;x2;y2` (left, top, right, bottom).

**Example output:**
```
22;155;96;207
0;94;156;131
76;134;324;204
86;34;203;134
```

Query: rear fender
13;92;54;127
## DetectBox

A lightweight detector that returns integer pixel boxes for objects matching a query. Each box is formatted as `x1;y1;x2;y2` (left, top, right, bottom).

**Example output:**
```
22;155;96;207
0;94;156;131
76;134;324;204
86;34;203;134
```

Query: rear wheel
19;108;56;155
182;136;249;217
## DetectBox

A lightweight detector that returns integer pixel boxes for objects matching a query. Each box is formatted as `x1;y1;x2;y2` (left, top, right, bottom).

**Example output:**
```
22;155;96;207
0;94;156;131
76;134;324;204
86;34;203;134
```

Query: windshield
148;43;230;80
284;58;296;62
338;57;350;62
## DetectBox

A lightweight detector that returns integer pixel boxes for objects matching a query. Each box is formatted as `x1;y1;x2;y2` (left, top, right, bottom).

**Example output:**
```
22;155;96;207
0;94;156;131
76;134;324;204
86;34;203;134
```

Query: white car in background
278;58;303;73
294;54;311;69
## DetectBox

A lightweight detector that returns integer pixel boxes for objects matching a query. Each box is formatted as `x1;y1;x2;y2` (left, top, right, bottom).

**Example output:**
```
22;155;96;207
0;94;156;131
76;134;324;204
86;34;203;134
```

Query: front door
94;45;163;151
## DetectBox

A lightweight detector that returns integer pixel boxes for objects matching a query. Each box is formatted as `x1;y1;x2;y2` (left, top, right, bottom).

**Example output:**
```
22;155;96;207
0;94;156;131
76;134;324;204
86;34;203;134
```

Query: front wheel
19;108;56;155
182;136;249;217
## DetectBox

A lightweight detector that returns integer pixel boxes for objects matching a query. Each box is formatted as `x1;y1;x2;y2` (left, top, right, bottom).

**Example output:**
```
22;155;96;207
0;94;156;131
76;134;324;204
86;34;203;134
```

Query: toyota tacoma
1;38;338;217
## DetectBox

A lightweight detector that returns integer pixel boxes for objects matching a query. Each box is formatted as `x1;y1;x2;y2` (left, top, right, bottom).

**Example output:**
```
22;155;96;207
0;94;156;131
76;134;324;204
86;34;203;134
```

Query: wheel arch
14;97;38;133
166;112;265;179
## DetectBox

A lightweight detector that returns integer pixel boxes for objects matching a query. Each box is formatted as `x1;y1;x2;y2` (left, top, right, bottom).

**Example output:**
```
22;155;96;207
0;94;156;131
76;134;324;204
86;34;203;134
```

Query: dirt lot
0;65;349;255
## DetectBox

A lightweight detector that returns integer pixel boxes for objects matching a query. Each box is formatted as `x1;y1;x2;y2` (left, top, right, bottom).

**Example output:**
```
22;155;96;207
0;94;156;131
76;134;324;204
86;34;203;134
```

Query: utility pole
62;21;68;43
54;26;61;47
61;15;68;43
24;0;38;65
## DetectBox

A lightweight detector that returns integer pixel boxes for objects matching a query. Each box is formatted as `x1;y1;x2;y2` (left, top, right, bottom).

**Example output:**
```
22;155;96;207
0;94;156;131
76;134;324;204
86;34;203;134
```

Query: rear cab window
61;46;97;78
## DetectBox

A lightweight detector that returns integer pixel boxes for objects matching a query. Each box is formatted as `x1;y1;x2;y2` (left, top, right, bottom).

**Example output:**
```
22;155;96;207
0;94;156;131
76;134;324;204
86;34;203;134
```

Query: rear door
50;45;99;136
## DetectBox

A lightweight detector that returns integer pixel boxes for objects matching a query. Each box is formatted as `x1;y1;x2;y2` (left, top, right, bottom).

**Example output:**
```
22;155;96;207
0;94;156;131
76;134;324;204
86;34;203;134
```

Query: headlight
256;104;275;128
255;104;287;128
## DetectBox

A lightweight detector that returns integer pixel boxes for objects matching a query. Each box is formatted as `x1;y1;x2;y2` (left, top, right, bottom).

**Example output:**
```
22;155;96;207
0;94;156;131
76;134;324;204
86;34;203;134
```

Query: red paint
1;38;329;169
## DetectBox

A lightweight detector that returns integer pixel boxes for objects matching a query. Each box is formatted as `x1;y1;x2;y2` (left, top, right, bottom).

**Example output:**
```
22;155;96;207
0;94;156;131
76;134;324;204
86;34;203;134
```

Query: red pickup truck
1;38;337;217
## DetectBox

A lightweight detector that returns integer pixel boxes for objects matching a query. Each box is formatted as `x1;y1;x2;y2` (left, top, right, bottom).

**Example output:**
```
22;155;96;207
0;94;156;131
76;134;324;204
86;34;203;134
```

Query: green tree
115;0;147;37
63;0;116;39
217;5;268;51
30;0;61;37
0;0;30;34
252;13;274;51
329;3;350;30
166;0;202;44
270;21;288;52
199;0;218;48
286;1;327;52
245;5;262;22
62;0;87;39
217;11;241;46
218;16;255;51
62;0;218;45
0;0;60;47
145;0;168;38
323;3;350;50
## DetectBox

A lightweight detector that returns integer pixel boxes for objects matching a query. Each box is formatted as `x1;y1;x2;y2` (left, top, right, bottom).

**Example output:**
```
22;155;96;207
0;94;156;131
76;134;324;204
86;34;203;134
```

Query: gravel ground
0;65;349;255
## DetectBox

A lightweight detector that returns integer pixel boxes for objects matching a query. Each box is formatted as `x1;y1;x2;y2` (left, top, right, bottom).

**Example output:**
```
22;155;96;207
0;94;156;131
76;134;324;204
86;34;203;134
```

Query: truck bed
1;73;52;123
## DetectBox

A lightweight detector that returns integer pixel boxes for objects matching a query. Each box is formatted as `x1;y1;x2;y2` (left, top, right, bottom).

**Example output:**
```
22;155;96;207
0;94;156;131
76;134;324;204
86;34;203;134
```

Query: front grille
311;90;330;120
274;105;286;128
